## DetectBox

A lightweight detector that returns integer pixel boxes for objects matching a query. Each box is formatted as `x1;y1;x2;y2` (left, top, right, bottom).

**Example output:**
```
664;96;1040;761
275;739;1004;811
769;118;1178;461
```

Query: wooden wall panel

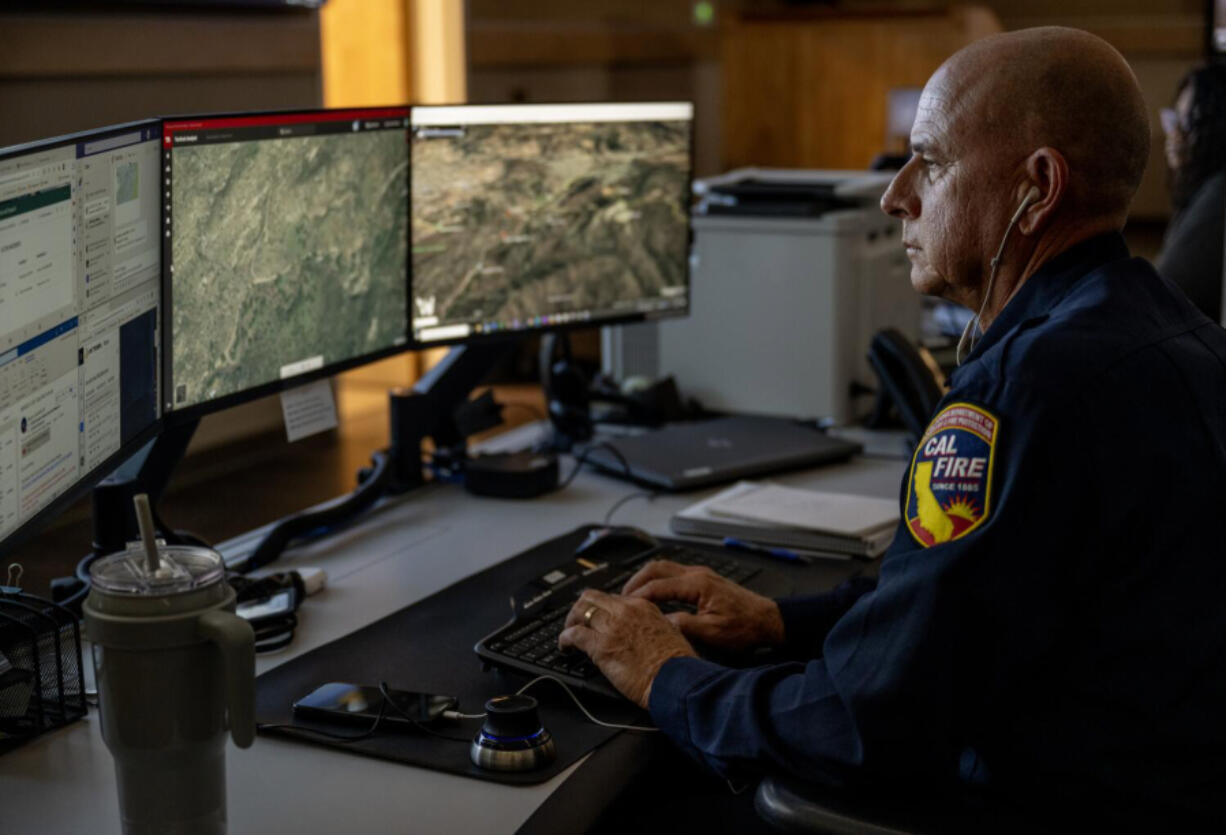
0;12;320;78
722;7;1002;171
0;10;323;146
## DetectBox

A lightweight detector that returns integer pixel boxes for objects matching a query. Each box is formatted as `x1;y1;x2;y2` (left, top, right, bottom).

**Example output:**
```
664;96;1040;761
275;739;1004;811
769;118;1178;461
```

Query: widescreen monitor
410;102;694;345
0;121;162;554
161;107;410;416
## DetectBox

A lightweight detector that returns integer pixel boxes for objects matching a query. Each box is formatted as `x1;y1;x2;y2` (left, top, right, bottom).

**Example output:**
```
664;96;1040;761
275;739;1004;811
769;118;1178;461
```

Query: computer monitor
161;107;411;417
0;121;163;555
409;102;694;346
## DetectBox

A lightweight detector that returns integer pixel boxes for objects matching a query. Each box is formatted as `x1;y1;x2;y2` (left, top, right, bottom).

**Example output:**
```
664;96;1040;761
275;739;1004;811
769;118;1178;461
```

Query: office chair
753;774;1042;834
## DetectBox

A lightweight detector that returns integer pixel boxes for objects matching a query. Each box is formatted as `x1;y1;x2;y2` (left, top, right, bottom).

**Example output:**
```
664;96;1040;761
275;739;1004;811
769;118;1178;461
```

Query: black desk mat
254;525;861;786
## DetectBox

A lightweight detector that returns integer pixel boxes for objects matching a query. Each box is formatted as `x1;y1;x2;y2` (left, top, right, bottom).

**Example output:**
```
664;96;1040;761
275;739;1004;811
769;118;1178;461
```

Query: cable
234;449;393;575
956;188;1039;364
258;684;473;744
603;489;658;525
515;675;659;733
377;681;472;743
443;709;488;721
559;440;634;491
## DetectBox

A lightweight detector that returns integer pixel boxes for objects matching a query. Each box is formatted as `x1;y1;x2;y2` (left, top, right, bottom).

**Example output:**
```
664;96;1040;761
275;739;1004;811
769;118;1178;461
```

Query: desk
0;427;905;834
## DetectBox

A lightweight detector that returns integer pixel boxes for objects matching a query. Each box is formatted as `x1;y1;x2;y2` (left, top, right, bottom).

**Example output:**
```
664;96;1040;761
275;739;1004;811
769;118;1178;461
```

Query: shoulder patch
904;402;998;548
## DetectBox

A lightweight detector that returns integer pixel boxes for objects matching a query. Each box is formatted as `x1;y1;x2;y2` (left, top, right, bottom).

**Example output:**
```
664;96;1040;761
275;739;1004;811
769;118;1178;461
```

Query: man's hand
622;560;786;651
558;588;697;709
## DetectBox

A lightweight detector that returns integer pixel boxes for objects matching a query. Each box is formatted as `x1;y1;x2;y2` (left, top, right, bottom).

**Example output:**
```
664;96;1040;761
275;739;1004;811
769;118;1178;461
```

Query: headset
956;185;1042;364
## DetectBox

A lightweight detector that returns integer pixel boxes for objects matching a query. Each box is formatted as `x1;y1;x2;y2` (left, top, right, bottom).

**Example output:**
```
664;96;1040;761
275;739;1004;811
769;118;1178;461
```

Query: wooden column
322;0;469;391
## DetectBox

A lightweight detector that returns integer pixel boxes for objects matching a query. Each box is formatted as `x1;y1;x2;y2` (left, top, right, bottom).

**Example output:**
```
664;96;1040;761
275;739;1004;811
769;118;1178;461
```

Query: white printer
602;168;920;426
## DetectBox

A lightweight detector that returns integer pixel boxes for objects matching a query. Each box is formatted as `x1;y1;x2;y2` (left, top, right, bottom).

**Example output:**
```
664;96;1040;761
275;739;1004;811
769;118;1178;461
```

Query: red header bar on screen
162;108;408;144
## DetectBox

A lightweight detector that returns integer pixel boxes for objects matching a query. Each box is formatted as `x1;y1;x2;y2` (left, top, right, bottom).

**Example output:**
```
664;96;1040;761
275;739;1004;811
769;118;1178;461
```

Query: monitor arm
73;341;516;589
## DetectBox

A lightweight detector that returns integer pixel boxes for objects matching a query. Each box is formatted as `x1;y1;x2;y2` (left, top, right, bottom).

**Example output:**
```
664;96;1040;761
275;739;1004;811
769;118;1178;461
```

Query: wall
983;0;1204;219
721;6;1000;172
0;8;322;146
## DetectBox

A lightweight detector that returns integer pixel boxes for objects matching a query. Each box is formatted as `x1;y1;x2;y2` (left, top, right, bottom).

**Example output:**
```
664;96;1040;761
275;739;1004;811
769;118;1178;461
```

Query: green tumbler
84;543;255;834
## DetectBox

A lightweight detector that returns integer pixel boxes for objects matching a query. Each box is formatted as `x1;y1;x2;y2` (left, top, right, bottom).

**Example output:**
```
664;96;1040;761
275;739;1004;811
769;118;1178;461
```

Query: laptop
582;415;862;491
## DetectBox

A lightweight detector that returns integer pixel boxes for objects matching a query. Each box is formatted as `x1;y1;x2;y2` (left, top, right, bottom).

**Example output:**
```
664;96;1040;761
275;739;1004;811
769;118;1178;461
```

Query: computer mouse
574;525;660;560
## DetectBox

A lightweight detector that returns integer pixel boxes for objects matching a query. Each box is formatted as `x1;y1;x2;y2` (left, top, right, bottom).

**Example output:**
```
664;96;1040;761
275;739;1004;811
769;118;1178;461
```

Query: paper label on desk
280;378;338;442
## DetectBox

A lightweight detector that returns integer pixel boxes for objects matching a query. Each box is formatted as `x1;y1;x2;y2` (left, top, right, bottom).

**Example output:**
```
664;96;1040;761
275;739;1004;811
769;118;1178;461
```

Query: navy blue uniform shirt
648;233;1226;827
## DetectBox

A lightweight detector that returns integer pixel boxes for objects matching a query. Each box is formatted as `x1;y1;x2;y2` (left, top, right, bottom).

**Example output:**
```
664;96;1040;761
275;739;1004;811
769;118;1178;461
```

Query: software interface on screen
162;108;410;411
0;125;162;542
410;102;693;344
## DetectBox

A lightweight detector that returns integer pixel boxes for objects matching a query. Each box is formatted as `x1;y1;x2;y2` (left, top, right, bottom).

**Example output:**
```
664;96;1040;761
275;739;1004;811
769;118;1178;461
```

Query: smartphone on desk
293;682;458;728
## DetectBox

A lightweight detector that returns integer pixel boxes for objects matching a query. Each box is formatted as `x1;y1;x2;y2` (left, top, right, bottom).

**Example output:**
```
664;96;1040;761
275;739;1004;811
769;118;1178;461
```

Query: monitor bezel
159;105;414;425
406;100;696;350
0;119;166;561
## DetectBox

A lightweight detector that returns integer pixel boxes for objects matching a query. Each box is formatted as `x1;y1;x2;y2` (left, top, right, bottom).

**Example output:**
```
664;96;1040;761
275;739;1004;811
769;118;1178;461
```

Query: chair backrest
754;775;917;834
753;774;1045;834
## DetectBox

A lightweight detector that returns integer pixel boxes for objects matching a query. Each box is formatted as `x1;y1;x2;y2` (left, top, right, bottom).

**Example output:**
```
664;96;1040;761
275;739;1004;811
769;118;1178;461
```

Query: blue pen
722;537;814;565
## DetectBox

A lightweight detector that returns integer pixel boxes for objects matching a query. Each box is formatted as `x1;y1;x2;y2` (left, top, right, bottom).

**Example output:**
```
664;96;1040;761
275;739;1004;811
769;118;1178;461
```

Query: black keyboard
474;542;760;700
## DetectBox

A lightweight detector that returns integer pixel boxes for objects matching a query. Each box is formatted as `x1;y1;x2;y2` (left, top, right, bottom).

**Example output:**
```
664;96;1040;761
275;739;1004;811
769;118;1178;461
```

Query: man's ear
1017;148;1069;235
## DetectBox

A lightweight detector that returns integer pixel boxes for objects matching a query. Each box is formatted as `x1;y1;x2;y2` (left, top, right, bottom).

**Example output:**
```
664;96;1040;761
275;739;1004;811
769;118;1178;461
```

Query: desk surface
0;424;905;834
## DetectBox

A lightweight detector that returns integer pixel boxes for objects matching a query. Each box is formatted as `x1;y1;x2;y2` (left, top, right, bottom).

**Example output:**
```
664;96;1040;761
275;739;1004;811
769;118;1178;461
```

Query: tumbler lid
89;542;225;596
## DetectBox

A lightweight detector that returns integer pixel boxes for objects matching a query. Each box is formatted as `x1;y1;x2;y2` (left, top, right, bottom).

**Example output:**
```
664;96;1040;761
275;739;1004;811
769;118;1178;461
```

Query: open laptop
582;415;862;491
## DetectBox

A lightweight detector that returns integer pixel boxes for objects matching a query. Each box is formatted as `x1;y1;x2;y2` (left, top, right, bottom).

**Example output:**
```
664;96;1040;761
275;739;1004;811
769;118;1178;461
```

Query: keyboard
474;541;760;700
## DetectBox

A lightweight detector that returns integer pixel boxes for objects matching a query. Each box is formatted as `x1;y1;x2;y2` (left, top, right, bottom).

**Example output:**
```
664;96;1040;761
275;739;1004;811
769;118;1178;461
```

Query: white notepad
706;482;899;538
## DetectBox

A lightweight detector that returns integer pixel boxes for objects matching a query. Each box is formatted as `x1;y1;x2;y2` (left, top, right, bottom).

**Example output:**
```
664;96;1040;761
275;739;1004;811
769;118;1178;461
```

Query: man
559;27;1226;828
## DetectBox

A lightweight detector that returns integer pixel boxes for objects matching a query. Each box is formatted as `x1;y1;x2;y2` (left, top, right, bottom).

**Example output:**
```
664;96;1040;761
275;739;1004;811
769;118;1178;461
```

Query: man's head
881;27;1150;316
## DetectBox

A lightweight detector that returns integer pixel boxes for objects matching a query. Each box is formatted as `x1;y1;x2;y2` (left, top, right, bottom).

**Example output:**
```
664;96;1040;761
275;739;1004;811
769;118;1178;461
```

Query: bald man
559;27;1226;828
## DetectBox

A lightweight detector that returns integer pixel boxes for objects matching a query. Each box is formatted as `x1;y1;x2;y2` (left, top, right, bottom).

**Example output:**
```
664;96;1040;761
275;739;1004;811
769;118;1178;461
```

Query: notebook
671;481;900;558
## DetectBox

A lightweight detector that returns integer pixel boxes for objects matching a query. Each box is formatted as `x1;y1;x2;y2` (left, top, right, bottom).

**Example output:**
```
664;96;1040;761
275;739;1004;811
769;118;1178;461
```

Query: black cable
559;440;634;491
603;490;658;525
377;682;472;743
234;450;393;574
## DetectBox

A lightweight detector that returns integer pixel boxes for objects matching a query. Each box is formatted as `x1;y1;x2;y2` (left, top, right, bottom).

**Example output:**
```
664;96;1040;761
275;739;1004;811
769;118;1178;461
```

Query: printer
602;168;920;426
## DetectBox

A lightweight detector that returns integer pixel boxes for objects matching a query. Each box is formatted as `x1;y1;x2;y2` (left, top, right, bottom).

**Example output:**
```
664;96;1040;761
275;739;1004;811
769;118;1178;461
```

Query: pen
722;537;814;565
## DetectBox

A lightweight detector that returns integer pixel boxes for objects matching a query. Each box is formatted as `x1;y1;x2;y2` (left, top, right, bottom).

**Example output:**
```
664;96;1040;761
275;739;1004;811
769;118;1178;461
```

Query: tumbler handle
198;609;256;748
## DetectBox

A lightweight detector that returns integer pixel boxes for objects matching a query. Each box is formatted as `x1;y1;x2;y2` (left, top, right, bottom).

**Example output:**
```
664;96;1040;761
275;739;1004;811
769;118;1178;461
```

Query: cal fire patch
905;402;998;547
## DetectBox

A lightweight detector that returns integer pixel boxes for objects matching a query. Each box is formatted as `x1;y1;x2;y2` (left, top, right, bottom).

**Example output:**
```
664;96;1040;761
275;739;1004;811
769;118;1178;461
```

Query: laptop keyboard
475;543;760;701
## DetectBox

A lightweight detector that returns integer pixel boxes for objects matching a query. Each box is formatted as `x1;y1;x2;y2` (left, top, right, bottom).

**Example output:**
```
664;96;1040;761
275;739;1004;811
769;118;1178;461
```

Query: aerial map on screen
411;108;691;341
170;128;408;407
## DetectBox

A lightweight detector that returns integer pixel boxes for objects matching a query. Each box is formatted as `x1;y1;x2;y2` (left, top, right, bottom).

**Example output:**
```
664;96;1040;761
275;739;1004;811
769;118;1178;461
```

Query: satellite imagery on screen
411;118;690;333
170;130;408;407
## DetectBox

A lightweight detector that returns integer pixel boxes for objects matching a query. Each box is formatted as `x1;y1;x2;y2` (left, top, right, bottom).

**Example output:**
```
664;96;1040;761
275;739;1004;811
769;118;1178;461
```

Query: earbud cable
956;190;1037;364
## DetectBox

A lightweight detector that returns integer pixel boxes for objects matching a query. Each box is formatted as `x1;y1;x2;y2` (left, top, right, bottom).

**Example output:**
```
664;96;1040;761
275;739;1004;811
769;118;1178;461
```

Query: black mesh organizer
0;588;87;753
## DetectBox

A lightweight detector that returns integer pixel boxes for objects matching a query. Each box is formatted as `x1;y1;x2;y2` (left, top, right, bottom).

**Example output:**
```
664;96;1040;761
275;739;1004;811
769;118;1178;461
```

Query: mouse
573;525;659;560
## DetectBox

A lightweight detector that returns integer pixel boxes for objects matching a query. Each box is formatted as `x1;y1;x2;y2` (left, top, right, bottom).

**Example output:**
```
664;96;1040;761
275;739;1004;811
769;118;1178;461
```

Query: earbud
1011;185;1041;223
